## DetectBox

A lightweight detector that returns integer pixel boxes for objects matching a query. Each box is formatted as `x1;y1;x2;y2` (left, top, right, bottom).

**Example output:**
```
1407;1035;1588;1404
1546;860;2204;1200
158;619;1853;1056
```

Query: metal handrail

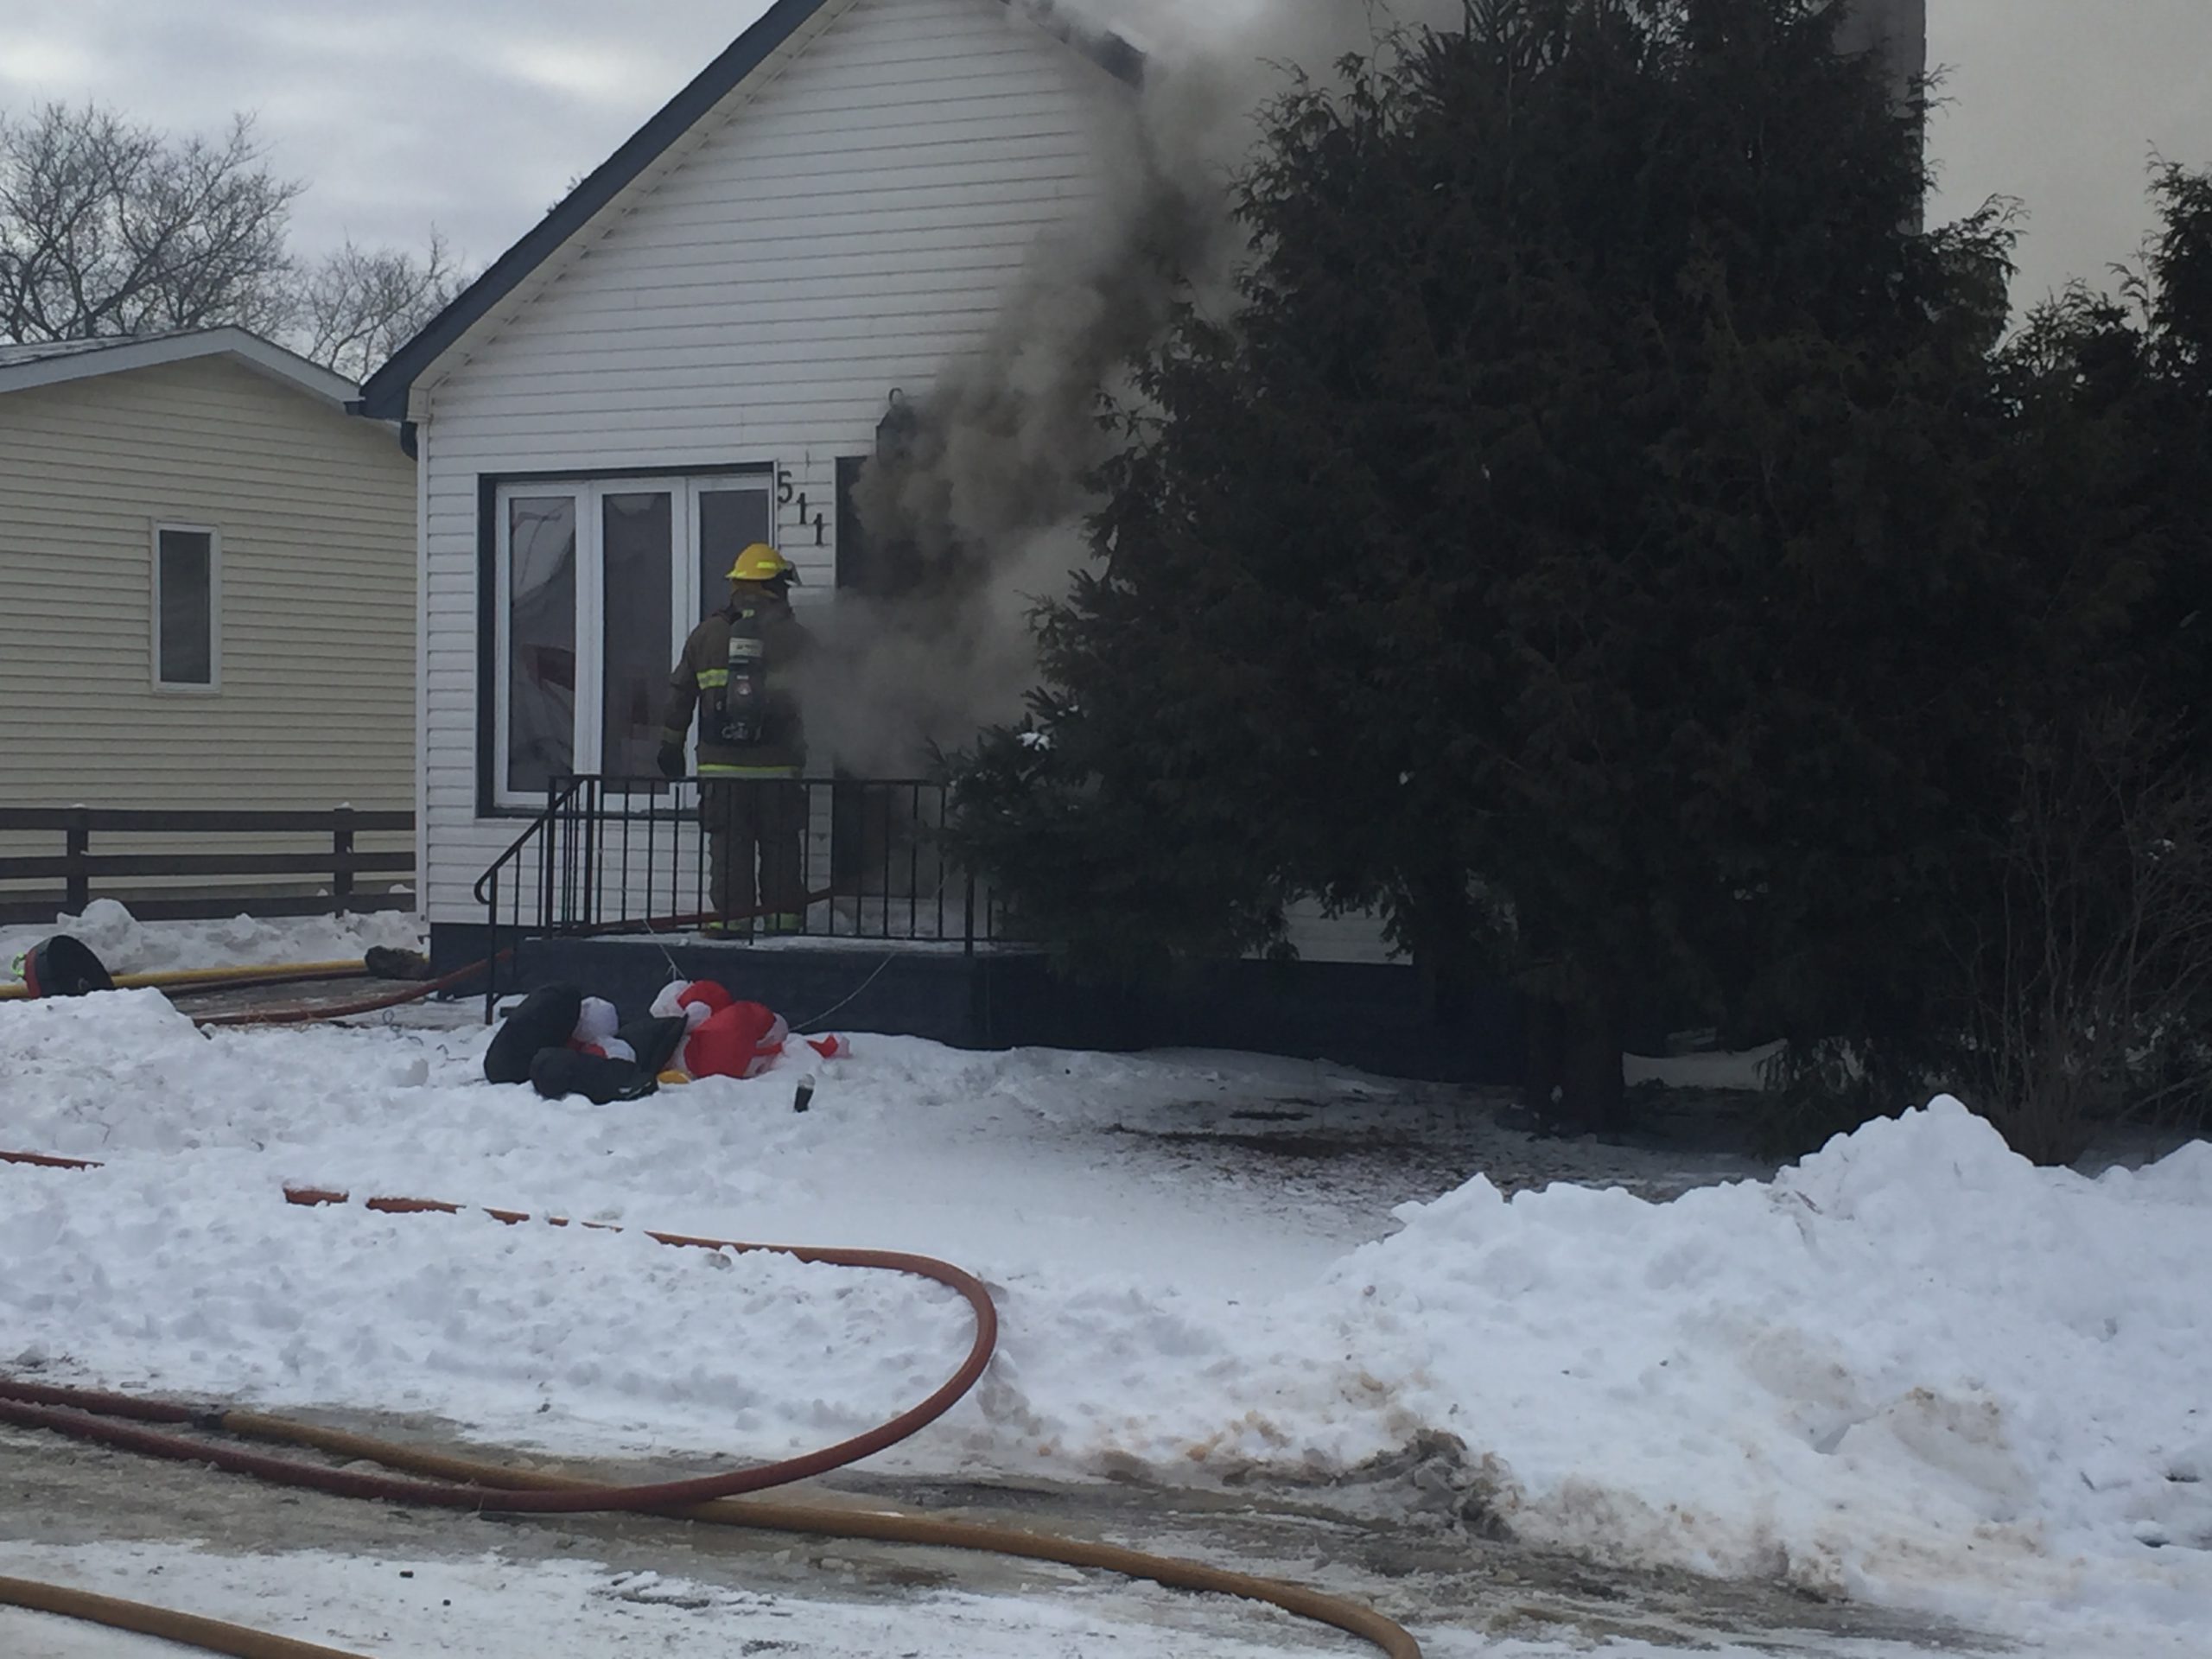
473;774;989;983
474;779;592;1016
471;779;589;910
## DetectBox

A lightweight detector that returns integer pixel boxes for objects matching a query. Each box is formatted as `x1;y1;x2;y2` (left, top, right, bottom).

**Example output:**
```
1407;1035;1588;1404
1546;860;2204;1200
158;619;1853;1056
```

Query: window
492;473;776;807
152;524;219;690
503;496;577;793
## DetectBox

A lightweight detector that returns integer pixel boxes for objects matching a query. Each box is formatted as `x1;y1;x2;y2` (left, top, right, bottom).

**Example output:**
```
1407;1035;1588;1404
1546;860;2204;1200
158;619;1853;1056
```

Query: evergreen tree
950;0;2025;1127
2133;165;2212;734
1903;163;2212;1162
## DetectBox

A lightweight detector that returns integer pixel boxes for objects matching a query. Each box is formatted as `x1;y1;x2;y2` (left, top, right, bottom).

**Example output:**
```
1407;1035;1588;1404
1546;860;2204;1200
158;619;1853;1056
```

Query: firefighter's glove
656;744;687;782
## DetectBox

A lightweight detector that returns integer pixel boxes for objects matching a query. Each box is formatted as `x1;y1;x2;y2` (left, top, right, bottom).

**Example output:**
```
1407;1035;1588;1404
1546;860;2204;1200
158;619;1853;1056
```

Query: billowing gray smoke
794;1;1473;775
794;0;1908;774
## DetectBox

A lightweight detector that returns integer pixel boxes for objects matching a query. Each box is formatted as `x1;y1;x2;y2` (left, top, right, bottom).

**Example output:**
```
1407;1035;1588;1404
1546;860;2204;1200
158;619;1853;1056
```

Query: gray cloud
1927;0;2212;306
1;0;2204;302
0;0;775;259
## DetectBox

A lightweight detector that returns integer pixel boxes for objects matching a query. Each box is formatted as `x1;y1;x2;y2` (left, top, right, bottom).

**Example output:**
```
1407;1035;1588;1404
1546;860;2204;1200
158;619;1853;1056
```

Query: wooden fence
0;807;415;926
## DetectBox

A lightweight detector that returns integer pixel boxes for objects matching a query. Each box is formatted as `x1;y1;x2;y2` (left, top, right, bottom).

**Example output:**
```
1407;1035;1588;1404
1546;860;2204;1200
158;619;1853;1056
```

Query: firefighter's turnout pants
701;774;805;927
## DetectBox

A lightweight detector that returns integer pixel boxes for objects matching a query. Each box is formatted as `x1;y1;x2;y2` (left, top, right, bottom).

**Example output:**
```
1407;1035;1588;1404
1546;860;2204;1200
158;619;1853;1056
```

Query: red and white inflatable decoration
569;996;637;1065
651;980;847;1081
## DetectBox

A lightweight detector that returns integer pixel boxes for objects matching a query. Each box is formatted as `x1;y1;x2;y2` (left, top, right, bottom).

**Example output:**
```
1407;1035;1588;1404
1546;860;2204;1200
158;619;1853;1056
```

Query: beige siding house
0;329;416;918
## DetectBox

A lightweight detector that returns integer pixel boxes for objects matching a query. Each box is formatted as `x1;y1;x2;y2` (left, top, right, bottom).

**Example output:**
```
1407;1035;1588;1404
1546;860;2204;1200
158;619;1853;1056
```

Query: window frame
149;521;222;695
484;467;777;814
492;485;586;810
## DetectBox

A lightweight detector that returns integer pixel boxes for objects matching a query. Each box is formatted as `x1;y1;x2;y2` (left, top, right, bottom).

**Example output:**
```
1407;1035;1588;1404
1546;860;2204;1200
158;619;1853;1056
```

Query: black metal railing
473;775;996;1013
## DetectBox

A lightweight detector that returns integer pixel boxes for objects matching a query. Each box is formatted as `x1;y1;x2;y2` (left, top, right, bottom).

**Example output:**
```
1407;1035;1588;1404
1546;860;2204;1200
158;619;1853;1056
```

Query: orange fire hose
0;1159;1423;1659
186;952;508;1028
0;1574;374;1659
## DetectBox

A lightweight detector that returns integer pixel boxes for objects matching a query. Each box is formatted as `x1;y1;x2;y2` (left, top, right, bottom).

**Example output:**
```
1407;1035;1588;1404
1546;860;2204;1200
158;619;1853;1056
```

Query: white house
359;0;1153;957
0;328;416;922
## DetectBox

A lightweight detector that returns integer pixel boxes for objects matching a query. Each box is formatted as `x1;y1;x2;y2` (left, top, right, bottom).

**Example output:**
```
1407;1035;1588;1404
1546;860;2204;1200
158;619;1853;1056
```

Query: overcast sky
3;0;2208;315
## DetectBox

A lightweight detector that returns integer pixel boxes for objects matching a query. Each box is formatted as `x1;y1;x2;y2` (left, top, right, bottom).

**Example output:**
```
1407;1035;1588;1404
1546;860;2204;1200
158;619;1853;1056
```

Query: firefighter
658;543;810;938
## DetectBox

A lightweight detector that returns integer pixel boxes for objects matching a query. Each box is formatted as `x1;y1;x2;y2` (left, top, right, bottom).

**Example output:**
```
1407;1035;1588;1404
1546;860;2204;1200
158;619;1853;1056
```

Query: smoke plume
796;1;1471;775
794;3;1916;774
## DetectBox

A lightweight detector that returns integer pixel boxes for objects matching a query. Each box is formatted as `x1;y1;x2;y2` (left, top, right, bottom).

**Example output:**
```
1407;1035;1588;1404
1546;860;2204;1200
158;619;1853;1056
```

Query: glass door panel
696;485;773;624
506;494;577;797
600;491;674;783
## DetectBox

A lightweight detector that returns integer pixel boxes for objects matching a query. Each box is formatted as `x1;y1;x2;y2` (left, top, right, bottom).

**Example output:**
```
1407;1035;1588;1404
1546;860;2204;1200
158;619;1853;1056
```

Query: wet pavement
0;1414;1997;1656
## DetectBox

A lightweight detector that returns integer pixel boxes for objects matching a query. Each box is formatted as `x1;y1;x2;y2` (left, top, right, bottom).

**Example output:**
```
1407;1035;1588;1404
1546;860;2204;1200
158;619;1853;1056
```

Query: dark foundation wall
429;926;1524;1086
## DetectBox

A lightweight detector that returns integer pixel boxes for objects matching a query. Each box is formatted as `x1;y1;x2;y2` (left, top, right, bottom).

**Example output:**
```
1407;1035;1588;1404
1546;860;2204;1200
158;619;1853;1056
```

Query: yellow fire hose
0;960;369;1001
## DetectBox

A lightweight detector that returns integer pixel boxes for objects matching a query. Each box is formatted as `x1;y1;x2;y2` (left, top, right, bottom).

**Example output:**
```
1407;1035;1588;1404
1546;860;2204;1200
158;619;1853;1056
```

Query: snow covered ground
2;898;423;978
2;918;2209;1656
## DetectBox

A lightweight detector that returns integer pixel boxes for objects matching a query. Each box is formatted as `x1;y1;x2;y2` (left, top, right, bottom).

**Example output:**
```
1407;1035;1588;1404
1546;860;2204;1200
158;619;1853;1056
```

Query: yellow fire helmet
728;543;798;583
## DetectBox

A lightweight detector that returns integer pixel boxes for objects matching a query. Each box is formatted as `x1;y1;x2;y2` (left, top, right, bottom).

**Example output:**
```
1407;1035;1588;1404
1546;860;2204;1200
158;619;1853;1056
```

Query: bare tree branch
293;231;469;381
0;103;301;344
1944;707;2212;1163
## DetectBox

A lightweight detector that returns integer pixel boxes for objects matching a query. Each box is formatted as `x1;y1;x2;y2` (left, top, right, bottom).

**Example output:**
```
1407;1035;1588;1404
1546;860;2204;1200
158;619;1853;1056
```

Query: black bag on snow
18;936;116;999
616;1014;690;1078
484;983;583;1085
530;1048;657;1105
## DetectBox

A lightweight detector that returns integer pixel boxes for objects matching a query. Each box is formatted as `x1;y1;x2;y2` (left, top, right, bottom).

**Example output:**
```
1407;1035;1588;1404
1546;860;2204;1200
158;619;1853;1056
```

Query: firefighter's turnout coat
661;589;808;777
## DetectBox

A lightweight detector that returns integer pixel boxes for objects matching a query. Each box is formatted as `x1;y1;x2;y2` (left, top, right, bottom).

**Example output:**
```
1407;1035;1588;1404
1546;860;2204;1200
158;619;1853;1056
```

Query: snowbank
1;991;2206;1646
1331;1101;2212;1612
1;899;423;979
985;1098;2212;1630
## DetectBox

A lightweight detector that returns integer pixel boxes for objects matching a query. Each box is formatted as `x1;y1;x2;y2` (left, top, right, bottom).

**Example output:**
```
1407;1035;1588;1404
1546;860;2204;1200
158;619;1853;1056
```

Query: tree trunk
1560;993;1627;1134
1524;992;1626;1135
1524;997;1566;1122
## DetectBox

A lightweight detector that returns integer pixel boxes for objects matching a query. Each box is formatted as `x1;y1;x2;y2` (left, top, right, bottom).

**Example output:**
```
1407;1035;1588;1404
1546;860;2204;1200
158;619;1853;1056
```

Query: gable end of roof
0;327;361;409
357;0;1143;422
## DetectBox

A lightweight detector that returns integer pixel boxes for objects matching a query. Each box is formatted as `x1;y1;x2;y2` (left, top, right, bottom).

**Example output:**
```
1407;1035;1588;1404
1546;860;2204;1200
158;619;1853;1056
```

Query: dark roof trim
356;0;1143;421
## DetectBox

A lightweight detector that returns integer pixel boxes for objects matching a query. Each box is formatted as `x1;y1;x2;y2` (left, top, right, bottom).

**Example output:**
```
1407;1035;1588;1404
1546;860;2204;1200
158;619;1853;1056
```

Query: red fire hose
1;906;1421;1656
0;1182;997;1514
0;1155;1423;1658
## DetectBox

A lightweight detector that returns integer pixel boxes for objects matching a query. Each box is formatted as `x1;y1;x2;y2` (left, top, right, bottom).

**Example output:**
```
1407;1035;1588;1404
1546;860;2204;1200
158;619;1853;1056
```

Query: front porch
445;774;1522;1083
427;923;1519;1086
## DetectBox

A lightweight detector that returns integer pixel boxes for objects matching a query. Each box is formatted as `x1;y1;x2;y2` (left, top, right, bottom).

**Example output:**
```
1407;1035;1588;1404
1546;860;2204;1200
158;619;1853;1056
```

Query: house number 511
776;470;826;545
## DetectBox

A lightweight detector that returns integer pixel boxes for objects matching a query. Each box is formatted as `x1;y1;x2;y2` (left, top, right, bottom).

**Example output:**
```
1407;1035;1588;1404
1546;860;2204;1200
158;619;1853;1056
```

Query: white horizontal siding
1281;903;1398;967
416;2;1386;969
419;0;1128;926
